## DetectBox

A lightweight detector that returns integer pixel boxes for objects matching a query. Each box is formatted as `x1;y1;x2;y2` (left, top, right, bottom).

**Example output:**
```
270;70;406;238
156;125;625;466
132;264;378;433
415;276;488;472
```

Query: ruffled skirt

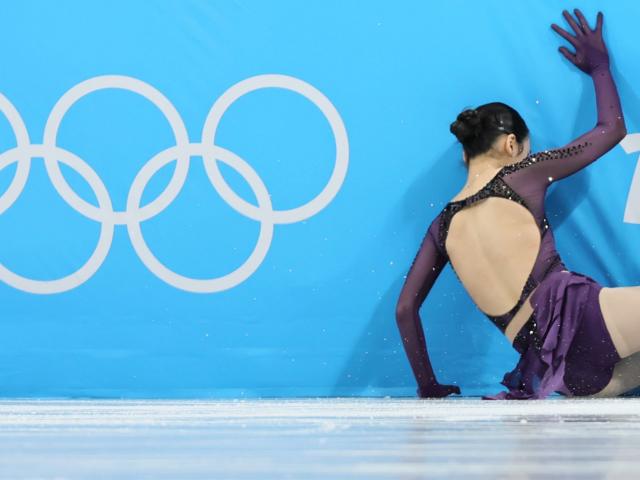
482;270;622;400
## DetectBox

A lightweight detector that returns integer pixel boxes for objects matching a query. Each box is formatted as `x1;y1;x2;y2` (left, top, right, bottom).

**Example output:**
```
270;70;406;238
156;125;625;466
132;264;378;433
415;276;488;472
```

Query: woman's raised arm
508;9;627;186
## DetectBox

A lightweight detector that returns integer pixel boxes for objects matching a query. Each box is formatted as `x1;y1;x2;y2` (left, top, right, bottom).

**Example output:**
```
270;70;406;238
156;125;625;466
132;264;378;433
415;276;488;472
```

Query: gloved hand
417;382;461;399
551;9;609;74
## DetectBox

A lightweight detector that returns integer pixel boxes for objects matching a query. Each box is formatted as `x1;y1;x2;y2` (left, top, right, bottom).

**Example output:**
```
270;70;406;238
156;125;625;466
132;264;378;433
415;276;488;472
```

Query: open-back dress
395;62;627;400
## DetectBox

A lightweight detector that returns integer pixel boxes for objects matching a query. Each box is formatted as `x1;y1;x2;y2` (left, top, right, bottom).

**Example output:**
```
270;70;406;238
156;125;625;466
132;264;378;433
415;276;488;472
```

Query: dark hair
449;102;529;168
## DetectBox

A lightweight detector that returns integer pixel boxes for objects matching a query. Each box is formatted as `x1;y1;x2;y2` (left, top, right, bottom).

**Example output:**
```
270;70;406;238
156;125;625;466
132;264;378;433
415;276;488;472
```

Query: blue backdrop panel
0;0;638;397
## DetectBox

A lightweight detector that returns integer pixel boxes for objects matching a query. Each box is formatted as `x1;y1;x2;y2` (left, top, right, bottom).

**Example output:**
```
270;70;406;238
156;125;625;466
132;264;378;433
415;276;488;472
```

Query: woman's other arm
395;215;460;398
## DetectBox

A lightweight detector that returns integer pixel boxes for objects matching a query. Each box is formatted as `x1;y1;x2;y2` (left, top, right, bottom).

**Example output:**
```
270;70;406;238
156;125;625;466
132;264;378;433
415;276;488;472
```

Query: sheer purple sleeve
506;65;626;188
509;10;627;187
395;215;456;397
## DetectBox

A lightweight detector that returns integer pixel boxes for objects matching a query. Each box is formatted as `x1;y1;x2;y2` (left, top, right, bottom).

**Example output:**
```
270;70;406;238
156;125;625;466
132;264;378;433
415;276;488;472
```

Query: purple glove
417;383;461;399
551;9;609;74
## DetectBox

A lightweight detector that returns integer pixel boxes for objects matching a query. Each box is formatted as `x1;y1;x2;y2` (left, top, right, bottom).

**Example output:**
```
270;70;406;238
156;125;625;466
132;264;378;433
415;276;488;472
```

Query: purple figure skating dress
395;10;627;399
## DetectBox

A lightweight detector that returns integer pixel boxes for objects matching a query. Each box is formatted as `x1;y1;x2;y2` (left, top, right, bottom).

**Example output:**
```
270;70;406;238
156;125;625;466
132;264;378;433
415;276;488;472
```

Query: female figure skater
395;8;635;399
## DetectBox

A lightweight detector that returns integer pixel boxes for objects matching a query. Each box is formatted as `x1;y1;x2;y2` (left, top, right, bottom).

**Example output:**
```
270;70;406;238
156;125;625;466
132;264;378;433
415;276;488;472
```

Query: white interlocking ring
127;143;273;293
0;144;114;294
0;74;349;293
0;92;31;215
202;74;349;224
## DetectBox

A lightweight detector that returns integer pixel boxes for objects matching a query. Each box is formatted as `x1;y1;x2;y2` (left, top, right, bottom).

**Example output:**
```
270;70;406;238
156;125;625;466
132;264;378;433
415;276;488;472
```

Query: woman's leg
589;350;640;397
585;286;640;397
599;286;640;359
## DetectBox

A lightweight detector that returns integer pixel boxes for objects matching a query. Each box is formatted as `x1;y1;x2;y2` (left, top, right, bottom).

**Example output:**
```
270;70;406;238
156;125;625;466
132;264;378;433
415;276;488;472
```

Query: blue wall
0;0;639;398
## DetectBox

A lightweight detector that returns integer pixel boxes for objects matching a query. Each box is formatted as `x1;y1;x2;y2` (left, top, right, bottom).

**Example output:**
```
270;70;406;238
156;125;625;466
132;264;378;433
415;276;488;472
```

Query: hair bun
450;108;483;143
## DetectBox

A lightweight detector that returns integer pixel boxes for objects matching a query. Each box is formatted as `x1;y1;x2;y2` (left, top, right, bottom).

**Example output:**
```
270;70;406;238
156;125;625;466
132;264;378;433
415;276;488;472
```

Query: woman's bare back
430;149;587;334
446;187;543;319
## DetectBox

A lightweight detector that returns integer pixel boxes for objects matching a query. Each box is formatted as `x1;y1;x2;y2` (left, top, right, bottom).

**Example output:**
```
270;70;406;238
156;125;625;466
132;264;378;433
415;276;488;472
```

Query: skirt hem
482;270;617;400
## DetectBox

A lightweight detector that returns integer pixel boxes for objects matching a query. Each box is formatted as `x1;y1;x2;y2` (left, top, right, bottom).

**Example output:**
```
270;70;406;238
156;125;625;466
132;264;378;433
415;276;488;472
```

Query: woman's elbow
599;118;627;143
395;302;415;323
617;123;628;141
611;117;627;141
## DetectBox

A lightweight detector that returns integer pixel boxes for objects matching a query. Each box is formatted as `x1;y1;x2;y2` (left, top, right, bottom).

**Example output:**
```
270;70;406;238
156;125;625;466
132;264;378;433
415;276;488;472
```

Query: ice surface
0;397;639;478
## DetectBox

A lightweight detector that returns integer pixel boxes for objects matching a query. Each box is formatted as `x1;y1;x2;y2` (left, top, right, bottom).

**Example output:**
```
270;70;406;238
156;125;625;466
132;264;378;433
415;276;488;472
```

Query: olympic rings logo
0;74;349;294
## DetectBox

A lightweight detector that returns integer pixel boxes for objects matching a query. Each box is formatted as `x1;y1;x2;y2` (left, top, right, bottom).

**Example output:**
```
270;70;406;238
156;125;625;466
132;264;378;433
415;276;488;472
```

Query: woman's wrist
416;382;438;396
591;62;610;75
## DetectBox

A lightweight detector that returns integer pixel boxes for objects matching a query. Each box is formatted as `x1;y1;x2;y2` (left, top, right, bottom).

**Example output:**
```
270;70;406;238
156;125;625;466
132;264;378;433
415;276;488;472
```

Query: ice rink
1;397;639;478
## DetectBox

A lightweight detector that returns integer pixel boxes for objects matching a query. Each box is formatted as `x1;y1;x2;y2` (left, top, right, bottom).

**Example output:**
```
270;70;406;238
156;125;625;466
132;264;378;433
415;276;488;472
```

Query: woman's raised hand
551;9;609;74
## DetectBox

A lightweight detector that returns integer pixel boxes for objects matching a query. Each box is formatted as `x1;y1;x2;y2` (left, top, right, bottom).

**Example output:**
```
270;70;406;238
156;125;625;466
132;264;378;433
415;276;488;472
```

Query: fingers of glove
573;8;592;33
551;23;579;48
444;385;460;395
558;46;577;64
562;9;585;36
595;11;604;34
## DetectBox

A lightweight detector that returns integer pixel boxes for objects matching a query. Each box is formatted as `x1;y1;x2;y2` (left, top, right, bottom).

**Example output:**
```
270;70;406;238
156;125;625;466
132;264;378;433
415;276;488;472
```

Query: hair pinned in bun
449;108;482;144
449;102;530;169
